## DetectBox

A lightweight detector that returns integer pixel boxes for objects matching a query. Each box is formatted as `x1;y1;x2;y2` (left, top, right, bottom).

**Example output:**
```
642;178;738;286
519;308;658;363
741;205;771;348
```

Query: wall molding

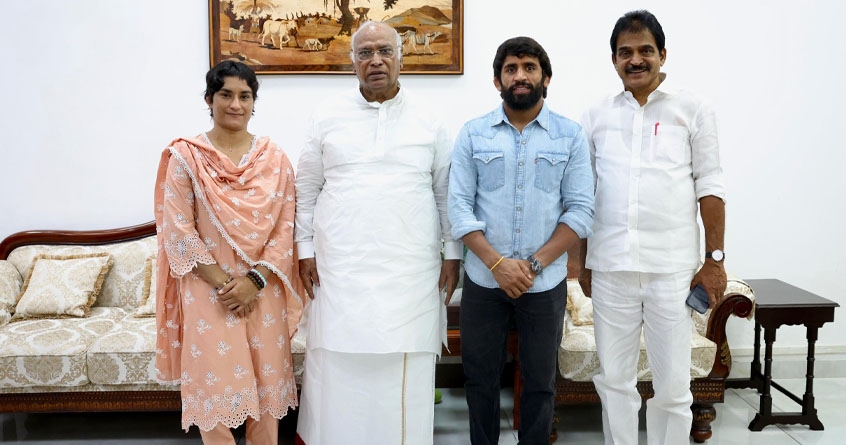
729;345;846;379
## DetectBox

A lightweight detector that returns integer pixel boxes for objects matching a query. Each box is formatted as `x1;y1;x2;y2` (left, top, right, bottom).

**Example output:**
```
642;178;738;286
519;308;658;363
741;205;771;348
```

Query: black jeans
460;274;566;445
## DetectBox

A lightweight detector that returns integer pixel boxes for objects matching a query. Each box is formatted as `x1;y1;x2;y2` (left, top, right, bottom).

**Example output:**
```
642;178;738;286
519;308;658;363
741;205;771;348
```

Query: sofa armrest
704;291;754;379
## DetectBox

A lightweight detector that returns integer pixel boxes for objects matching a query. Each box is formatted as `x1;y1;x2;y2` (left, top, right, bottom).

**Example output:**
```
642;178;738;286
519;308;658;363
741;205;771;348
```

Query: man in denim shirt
448;37;594;445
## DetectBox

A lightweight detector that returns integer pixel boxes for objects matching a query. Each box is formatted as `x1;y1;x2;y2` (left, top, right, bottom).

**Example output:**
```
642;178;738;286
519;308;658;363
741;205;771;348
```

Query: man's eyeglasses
355;47;396;61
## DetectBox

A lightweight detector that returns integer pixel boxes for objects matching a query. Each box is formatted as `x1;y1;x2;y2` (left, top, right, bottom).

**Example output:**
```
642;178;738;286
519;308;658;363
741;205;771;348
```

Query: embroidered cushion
565;278;593;326
12;253;113;320
132;256;157;317
0;260;23;327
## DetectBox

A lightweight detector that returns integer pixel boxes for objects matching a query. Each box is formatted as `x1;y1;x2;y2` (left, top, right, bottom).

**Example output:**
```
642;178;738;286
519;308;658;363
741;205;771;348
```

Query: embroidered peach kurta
154;135;304;431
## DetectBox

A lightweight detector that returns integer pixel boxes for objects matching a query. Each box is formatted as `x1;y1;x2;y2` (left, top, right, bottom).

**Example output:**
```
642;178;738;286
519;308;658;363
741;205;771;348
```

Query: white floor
433;378;846;445
1;379;843;444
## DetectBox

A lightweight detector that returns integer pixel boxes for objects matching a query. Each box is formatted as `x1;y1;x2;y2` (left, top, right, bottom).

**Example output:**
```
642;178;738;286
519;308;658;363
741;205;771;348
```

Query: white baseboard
728;345;846;379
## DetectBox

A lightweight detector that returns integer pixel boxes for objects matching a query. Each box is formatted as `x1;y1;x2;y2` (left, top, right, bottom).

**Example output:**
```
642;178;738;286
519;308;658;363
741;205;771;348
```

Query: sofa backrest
5;235;157;311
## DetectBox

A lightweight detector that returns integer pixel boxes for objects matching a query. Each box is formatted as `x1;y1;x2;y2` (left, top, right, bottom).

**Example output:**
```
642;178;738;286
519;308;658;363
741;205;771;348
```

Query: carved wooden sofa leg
691;403;717;443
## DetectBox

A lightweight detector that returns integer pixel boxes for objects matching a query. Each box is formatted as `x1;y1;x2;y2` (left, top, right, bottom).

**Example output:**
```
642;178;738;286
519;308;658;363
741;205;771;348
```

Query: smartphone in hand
686;285;710;314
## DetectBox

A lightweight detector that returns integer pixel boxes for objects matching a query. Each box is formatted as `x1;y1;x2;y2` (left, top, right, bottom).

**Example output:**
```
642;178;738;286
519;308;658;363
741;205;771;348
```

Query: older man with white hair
294;21;460;445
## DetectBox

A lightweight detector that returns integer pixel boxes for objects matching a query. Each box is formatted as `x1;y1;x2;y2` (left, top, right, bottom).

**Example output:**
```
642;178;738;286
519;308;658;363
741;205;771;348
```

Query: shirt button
519;162;523;166
485;156;489;161
516;229;520;233
518;185;523;189
521;140;527;145
516;206;521;211
513;251;519;256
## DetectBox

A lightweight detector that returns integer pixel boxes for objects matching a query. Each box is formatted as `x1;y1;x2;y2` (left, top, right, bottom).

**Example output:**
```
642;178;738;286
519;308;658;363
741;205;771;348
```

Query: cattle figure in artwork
260;20;298;49
228;24;244;42
399;29;442;55
303;36;335;51
416;31;442;54
303;38;322;51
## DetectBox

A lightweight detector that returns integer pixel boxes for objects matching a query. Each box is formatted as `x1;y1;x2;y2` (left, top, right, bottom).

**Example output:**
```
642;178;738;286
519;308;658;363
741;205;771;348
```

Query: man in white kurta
294;22;461;445
579;10;727;445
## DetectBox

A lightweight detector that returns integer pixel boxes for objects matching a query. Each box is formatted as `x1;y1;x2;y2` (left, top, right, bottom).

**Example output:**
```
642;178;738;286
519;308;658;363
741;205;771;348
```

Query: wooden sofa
0;221;183;413
0;221;312;415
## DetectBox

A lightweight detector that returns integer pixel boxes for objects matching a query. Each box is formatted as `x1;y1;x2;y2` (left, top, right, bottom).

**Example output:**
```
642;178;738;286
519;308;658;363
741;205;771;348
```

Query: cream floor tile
706;389;800;445
439;379;846;444
738;377;846;445
433;387;517;444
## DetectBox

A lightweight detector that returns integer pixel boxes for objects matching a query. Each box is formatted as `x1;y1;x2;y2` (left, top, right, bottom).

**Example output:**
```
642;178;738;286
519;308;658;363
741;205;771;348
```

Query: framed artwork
209;0;463;74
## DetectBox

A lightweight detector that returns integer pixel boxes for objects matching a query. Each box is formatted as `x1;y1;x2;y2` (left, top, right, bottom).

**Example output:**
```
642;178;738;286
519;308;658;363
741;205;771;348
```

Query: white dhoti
296;348;436;445
294;89;453;445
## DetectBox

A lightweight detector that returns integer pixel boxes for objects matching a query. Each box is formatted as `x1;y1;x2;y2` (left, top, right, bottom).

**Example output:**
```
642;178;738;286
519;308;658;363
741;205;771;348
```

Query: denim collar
488;101;551;132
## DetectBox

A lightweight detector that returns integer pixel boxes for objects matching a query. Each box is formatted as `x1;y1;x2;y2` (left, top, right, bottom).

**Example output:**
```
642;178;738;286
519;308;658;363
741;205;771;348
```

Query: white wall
2;0;845;364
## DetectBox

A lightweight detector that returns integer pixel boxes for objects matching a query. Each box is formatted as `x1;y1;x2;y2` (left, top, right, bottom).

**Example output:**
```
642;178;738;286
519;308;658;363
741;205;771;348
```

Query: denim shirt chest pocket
534;151;569;192
472;151;505;191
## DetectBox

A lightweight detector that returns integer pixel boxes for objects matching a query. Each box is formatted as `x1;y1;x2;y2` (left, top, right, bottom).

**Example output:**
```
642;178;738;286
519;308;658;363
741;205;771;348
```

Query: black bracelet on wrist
246;273;261;290
246;269;266;290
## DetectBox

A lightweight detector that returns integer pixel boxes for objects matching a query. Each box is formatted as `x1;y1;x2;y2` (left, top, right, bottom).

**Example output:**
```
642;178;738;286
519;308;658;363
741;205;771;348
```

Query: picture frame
209;0;463;74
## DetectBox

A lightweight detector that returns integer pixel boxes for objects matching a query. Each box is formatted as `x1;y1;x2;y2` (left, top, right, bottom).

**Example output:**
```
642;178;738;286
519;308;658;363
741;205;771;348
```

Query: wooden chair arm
704;292;754;379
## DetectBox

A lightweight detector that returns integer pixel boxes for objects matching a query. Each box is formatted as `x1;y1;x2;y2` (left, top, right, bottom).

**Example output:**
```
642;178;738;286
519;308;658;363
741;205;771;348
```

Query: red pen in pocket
654;122;660;135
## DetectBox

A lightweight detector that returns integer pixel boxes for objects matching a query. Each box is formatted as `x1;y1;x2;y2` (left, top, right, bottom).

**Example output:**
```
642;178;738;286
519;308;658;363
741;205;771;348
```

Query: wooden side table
727;279;839;431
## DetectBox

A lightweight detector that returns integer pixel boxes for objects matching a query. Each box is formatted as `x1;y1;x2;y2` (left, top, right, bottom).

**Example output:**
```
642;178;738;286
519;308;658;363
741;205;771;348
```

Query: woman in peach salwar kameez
154;61;303;444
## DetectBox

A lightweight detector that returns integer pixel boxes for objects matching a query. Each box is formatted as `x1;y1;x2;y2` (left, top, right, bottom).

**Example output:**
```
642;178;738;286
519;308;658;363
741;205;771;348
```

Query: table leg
726;321;764;388
748;326;776;431
751;320;763;389
749;321;761;379
726;320;765;390
803;326;824;430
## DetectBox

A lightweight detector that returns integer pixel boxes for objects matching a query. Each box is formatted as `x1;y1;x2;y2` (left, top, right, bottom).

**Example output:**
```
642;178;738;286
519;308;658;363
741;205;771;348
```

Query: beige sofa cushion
87;317;159;385
0;307;128;388
12;253;113;320
0;260;22;327
566;279;593;326
132;256;157;317
558;274;755;382
558;312;717;382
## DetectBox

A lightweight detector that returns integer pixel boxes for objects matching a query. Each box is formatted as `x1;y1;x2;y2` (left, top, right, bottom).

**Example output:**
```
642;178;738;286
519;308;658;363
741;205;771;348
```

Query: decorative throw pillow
12;253;113;320
133;256;157;317
0;260;23;324
566;278;594;326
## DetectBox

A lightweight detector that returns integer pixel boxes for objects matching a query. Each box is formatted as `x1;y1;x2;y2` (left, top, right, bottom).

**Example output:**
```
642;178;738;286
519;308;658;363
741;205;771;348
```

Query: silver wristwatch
527;255;544;274
706;249;725;262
